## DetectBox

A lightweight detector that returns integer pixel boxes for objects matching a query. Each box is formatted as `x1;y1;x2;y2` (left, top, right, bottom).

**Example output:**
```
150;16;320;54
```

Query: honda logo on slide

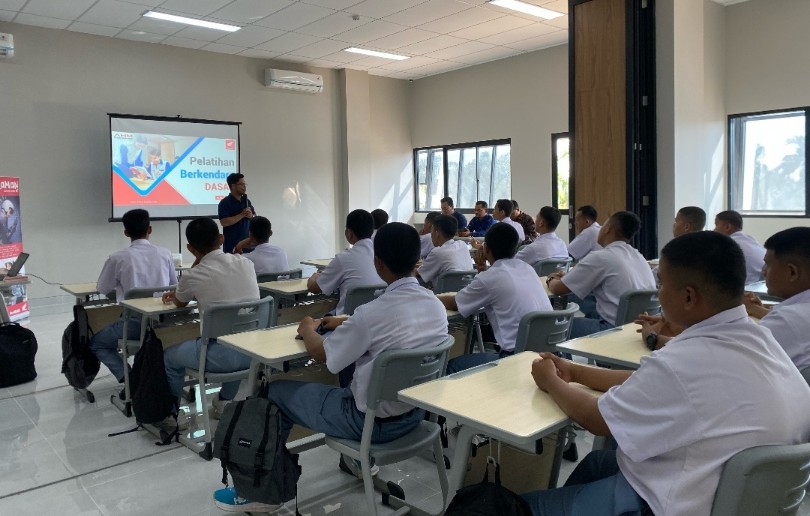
225;139;235;150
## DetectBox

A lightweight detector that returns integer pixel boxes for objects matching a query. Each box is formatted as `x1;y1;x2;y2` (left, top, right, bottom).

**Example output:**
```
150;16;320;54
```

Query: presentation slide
110;115;240;219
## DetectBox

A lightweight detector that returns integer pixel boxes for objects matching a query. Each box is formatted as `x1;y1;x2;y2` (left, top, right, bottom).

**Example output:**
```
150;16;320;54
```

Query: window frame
551;132;570;213
727;107;809;218
413;138;512;213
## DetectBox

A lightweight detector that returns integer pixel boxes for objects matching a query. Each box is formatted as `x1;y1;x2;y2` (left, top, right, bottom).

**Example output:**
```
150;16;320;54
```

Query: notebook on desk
0;252;28;280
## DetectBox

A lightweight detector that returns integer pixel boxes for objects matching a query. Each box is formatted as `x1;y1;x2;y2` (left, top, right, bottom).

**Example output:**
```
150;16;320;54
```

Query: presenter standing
218;173;254;253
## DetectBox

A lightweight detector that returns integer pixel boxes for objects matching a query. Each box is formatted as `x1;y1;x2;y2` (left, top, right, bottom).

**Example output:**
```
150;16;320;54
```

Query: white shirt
317;239;381;315
760;288;810;369
515;232;569;265
599;305;810;516
420;233;434;259
567;222;602;260
174;250;259;331
323;277;448;416
244;242;289;275
455;258;552;351
731;231;766;284
418;239;473;284
561;241;656;325
96;239;177;302
498;218;525;242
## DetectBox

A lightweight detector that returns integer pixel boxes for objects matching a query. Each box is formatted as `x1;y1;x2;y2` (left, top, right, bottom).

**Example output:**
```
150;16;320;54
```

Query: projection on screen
109;114;240;220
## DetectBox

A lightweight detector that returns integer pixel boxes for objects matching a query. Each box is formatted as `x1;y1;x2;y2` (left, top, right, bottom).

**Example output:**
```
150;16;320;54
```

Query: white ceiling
0;0;747;80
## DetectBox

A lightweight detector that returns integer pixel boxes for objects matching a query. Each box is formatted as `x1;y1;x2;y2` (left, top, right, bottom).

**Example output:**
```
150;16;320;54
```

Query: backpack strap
219;400;246;486
253;401;275;488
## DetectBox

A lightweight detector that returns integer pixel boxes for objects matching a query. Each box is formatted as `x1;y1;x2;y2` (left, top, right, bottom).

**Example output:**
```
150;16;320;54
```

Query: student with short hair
440;196;467;230
524;231;810;516
90;209;177;383
511;199;537;243
419;211;441;259
307;209;380;315
548;211;656;338
515;206;568;265
417;214;473;285
162;218;260;419
492;199;525;242
213;223;449;512
714;209;765;284
440;223;552;374
233;216;289;275
458;200;496;237
567;205;601;261
744;227;810;369
672;206;706;237
371;208;389;230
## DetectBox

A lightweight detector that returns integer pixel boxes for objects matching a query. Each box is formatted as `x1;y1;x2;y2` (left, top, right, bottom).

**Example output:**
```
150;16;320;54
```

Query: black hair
716;210;743;230
147;146;161;158
538;206;561;230
609;211;641;240
424;211;441;224
677;206;706;231
764;227;810;267
511;199;520;210
186;218;220;252
485;222;519;261
577;205;598;221
371;209;389;229
475;200;488;209
661;231;745;300
495;199;514;218
434;214;458;239
440;197;454;207
122;209;150;239
346;209;374;240
374;222;420;274
249;216;272;243
226;173;244;187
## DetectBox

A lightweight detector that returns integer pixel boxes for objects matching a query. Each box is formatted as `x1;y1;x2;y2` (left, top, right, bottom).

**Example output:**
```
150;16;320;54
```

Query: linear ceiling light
344;47;409;61
489;0;564;20
143;11;241;32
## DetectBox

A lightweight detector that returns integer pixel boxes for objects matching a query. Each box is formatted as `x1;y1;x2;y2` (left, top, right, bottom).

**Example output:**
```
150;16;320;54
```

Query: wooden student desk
399;352;600;512
556;323;647;370
60;282;113;306
258;278;312;304
300;258;332;270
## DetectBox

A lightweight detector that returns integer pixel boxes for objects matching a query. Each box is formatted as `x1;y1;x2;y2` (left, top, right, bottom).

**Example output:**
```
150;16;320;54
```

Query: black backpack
213;395;301;506
61;305;100;391
129;327;177;427
446;461;533;516
0;321;38;387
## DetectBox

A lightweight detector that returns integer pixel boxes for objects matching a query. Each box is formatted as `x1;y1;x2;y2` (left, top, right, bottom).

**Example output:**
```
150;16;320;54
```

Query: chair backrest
201;296;276;340
614;289;660;326
801;366;810;388
256;268;303;282
123;286;171;300
344;284;386;316
532;258;573;277
710;443;810;516
513;303;579;353
434;270;477;294
365;336;455;412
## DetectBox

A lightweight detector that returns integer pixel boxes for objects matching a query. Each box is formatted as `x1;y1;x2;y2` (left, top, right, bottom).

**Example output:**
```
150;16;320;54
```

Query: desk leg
247;359;261;397
445;425;476;511
548;427;567;489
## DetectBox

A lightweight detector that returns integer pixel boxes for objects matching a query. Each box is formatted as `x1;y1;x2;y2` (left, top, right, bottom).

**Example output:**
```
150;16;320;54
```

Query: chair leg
432;436;449;504
361;456;378;516
199;377;212;446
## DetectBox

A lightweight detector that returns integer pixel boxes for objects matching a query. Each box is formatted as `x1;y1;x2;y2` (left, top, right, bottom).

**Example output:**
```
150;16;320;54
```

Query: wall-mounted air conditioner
264;69;323;93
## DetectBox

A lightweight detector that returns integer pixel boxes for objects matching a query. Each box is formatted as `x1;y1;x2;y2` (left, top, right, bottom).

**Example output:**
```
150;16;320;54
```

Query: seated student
567;205;601;261
515;206;568;265
439;223;552;374
672;205;706;237
233;216;289;275
458;200;496;237
90;209;177;384
524;231;810;516
548;211;656;338
213;223;449;513
441;196;467;230
370;208;389;240
162;218;260;420
307;209;381;315
493;198;525;242
419;211;440;259
714;209;765;284
743;226;810;370
417;214;473;286
510;200;537;243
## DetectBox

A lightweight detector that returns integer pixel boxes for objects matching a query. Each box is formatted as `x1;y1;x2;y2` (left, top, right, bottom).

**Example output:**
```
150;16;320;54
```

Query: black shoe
118;388;126;400
563;442;578;462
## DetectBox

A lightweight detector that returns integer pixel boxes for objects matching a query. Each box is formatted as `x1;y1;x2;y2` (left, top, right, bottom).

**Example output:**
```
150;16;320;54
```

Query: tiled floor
0;309;589;516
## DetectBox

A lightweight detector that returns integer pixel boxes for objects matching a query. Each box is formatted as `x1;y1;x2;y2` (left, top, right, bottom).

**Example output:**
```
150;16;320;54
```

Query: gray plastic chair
433;270;477;294
344;284;386;316
614;289;660;326
710;442;810;516
185;296;276;459
801;366;810;388
256;268;303;282
532;258;573;277
324;336;454;516
514;303;579;353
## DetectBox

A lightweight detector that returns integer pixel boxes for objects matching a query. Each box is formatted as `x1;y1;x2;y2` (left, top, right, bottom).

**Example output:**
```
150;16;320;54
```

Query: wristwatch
645;332;658;351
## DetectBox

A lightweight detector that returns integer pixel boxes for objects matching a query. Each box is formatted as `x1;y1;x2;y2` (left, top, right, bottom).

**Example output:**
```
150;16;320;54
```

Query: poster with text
0;177;28;321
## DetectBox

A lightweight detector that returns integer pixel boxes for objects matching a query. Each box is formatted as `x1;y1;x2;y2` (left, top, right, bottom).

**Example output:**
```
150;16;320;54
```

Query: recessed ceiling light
143;11;241;32
344;47;409;61
489;0;564;20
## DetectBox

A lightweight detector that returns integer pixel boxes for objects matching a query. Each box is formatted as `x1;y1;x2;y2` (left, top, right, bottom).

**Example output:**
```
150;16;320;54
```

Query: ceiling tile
419;6;505;34
479;22;558;45
331;19;406;45
349;0;428;19
343;55;395;68
451;44;522;64
254;2;335;31
209;0;291;24
237;48;281;59
367;28;436;51
117;0;164;6
0;1;25;11
503;29;566;51
305;57;343;68
0;9;17;22
291;38;351;58
126;17;186;36
215;25;285;47
321;50;368;64
543;15;568;30
297;12;373;38
157;0;233;17
161;35;208;49
397;34;466;55
116;30;167;43
67;22;122;37
449;14;533;40
376;55;438;71
301;0;363;9
255;31;320;53
384;0;472;28
78;0;148;28
540;0;568;15
172;24;232;42
21;0;96;20
200;42;245;54
273;54;312;64
13;12;71;29
425;40;493;60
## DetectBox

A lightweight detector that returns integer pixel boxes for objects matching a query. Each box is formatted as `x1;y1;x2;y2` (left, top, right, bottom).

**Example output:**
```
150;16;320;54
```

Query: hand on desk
547;270;565;281
297;316;320;337
743;292;770;319
457;228;471;237
321;315;347;331
469;237;482;250
531;352;573;392
161;291;177;304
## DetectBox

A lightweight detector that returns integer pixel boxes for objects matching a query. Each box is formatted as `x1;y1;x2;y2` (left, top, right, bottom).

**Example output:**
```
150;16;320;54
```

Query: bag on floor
446;460;532;516
129;327;176;426
61;305;99;390
0;321;38;387
214;396;301;505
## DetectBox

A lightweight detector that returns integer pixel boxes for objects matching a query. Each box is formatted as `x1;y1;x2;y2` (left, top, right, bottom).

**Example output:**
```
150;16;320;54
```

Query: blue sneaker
213;486;281;513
